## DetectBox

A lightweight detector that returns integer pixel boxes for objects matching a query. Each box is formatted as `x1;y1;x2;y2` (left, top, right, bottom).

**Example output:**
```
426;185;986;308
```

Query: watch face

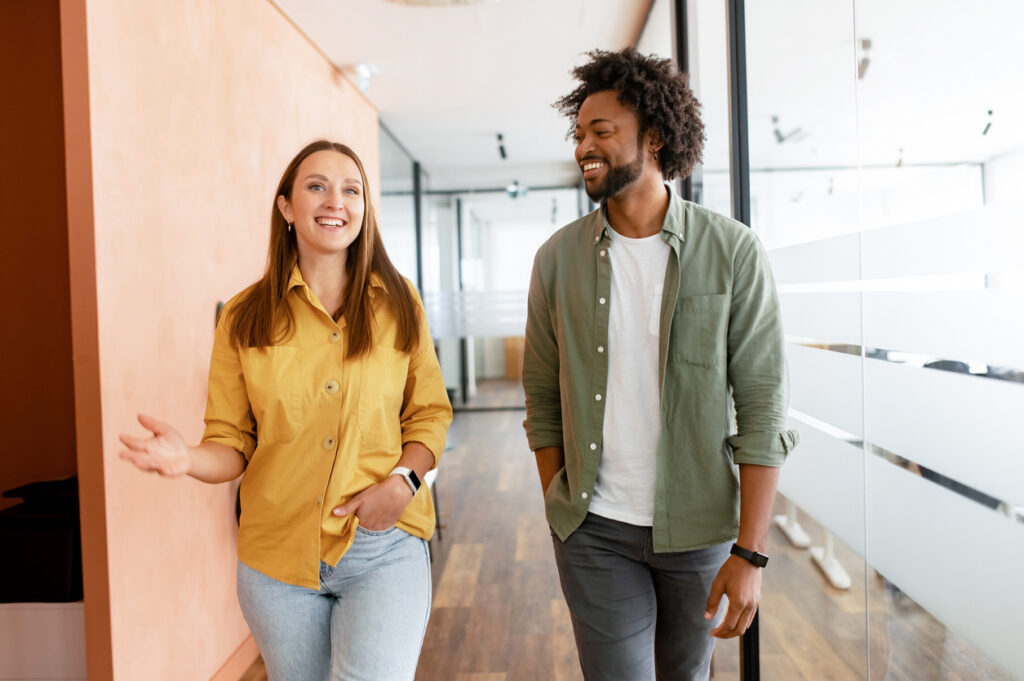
752;552;769;567
407;470;422;490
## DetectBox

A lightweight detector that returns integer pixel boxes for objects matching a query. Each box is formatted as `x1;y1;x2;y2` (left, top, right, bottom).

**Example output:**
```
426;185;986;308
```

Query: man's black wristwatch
730;543;769;568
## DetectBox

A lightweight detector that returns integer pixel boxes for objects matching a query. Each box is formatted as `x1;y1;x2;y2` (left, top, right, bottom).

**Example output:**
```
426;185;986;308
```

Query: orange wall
64;0;380;679
0;3;78;511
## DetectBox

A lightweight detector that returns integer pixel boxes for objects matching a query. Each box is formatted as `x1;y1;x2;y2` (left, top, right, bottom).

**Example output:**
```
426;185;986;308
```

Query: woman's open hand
118;413;192;477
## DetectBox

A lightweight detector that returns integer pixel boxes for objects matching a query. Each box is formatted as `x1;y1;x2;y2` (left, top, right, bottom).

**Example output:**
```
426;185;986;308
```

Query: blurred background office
0;1;1020;680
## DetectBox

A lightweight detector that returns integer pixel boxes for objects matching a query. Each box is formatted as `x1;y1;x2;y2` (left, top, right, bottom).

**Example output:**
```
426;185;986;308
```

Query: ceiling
272;0;656;191
273;0;1024;190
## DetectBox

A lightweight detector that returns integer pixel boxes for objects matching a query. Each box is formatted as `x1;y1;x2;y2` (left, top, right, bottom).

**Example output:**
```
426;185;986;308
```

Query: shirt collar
591;183;687;247
287;265;388;295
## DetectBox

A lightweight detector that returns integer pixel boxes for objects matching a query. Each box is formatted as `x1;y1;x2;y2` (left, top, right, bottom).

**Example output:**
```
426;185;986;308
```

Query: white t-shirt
588;226;670;527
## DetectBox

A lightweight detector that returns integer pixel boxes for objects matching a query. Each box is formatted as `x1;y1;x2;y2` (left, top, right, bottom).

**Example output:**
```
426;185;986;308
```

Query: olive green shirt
522;188;799;552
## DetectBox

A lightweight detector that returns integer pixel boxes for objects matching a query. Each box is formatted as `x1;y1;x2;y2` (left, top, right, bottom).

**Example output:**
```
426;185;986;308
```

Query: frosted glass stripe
861;202;1024;280
866;455;1024;679
863;359;1024;505
778;414;865;555
863;290;1024;370
787;345;863;437
768;232;861;284
424;290;528;339
779;292;862;345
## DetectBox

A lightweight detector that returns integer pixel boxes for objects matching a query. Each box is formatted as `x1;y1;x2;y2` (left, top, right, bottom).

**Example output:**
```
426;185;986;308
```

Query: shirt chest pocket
239;346;309;443
356;346;409;450
670;293;729;368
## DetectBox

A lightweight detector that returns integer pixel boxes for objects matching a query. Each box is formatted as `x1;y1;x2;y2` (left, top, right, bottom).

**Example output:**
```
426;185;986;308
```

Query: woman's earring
652;149;659;161
287;222;293;232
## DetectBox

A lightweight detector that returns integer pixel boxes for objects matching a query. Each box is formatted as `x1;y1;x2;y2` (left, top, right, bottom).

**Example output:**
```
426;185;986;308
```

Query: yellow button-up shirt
202;267;452;589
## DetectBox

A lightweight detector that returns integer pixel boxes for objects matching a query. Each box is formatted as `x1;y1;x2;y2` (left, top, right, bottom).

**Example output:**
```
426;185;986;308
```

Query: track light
857;39;871;80
772;115;807;144
506;180;527;199
497;133;507;160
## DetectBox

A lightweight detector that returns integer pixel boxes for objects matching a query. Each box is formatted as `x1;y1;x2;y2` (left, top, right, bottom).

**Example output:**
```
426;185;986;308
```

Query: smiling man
522;48;799;681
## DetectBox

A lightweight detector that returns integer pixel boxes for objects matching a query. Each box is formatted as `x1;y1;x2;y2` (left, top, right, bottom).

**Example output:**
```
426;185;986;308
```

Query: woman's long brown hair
228;140;420;356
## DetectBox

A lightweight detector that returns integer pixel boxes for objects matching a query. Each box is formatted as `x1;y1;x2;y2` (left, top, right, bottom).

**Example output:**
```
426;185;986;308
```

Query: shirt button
325;380;339;394
581;492;589;500
595;394;602;401
589;443;597;450
597;345;604;353
594;236;600;243
329;331;341;343
323;437;336;450
599;249;607;257
599;297;606;305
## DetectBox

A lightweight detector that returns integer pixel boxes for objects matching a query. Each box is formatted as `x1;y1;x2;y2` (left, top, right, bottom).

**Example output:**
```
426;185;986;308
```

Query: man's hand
332;476;414;531
704;555;762;638
534;447;565;496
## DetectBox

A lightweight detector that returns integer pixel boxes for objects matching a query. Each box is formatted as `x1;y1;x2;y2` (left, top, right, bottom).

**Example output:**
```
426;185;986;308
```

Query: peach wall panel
81;1;379;679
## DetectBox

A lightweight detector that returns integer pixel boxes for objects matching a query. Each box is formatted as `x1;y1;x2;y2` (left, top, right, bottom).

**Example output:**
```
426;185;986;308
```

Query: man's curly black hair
555;47;705;181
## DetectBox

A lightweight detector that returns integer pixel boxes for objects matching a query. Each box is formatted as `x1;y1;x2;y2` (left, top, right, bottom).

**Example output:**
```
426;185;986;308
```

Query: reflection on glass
420;189;581;410
686;0;732;215
856;1;1023;678
742;0;1023;678
379;125;417;281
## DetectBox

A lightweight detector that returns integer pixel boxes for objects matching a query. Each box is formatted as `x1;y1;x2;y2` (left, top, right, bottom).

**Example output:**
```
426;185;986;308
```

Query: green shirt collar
592;184;687;250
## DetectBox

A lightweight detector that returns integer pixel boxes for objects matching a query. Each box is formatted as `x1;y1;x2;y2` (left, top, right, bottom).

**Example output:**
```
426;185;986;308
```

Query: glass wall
422;188;582;408
685;0;733;215
726;0;1024;679
379;124;418;283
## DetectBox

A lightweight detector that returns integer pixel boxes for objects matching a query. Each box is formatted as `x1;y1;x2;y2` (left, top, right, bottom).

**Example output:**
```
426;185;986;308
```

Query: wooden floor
240;380;1011;681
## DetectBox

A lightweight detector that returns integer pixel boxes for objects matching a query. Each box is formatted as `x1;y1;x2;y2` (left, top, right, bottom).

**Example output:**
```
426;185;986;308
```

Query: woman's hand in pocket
332;476;414;531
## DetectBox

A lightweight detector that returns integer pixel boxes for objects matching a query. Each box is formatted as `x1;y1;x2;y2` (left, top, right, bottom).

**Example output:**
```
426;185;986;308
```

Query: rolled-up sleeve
399;285;453;465
725;234;799;466
522;246;564;452
201;303;257;460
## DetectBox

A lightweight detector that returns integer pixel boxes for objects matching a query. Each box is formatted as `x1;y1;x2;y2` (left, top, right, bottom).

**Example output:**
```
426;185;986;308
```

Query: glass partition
379;124;418;283
422;188;581;409
737;0;1024;679
686;0;733;215
854;1;1023;678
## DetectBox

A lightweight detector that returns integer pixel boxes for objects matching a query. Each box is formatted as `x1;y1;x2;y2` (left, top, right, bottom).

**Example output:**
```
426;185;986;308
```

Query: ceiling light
354;63;377;93
506;180;527;199
497;133;507;160
857;38;871;80
771;115;807;144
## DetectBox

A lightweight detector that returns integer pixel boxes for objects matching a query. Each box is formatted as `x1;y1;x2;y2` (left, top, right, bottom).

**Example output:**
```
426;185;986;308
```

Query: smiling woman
118;140;453;681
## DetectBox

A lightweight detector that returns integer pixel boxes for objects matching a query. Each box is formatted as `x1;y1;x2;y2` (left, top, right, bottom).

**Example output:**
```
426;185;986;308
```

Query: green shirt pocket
670;293;729;368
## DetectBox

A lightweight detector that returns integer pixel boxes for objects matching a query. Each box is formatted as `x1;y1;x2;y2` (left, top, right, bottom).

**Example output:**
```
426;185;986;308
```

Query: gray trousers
551;513;731;681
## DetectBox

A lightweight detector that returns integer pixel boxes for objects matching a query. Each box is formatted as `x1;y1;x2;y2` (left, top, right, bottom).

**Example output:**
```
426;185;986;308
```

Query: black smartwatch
730;543;769;568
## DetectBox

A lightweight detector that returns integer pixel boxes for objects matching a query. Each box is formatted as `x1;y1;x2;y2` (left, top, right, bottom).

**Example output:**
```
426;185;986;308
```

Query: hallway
239;382;1009;680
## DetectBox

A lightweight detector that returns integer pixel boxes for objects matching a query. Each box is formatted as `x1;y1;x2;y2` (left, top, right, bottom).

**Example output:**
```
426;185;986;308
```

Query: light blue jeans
236;526;432;681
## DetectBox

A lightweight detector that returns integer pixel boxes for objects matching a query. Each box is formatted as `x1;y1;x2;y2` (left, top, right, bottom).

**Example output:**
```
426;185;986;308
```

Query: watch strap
390;466;421;495
730;543;769;568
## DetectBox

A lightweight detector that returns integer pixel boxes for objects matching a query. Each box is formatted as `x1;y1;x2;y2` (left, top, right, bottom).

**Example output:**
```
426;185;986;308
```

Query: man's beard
584;145;644;203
